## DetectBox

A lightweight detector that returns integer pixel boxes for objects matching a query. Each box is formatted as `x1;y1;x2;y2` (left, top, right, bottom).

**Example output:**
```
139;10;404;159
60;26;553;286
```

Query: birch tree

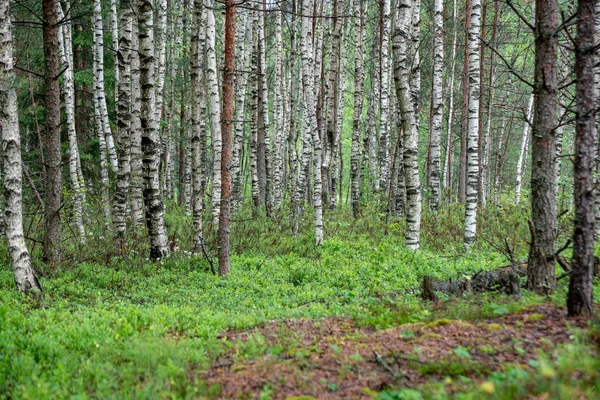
379;0;392;194
114;0;134;237
515;94;533;204
138;0;169;259
350;0;365;218
0;0;42;293
428;0;444;210
93;0;118;171
442;0;458;193
393;0;422;249
464;0;481;248
130;18;144;227
57;1;86;242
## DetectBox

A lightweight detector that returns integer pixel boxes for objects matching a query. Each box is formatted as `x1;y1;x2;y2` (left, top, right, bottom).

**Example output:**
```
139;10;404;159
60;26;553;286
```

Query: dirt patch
203;305;590;399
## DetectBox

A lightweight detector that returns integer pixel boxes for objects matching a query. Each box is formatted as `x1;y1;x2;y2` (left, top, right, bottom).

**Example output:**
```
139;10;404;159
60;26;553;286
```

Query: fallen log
422;256;599;300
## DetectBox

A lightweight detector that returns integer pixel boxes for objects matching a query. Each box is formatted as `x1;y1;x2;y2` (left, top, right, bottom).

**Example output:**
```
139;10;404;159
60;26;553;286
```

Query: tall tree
464;0;481;248
428;0;444;210
442;0;458;196
458;0;471;204
350;0;365;218
114;0;134;238
393;0;422;249
515;94;533;205
138;0;169;259
218;0;236;275
567;0;596;315
42;0;62;265
0;0;42;293
527;0;558;293
57;1;86;243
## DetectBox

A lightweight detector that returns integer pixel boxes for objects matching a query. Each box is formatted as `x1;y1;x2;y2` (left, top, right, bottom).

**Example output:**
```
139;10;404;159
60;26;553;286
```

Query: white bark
93;0;118;171
379;0;392;194
272;7;285;210
429;0;444;210
130;18;144;227
110;0;119;107
92;50;111;222
464;0;481;247
442;0;458;191
393;0;422;249
190;0;207;252
206;0;222;223
0;0;42;293
57;1;86;242
113;0;133;236
232;11;252;210
350;0;365;217
154;0;168;127
138;0;169;258
515;93;534;204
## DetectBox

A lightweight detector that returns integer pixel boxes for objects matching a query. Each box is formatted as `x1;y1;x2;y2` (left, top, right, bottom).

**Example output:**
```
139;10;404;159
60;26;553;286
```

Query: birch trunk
130;18;144;227
515;94;533;204
57;1;86;243
393;0;422;249
442;0;458;193
113;0;133;237
428;0;443;211
190;0;207;252
379;0;392;195
93;67;111;222
93;0;118;171
458;0;471;204
138;0;169;259
0;0;42;293
232;11;252;210
350;0;365;218
154;0;168;127
110;0;119;107
463;0;481;248
272;6;285;210
258;0;272;214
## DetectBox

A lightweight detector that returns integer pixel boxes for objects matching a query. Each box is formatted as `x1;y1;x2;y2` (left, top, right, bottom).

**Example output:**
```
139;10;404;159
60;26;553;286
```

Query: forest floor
203;303;595;399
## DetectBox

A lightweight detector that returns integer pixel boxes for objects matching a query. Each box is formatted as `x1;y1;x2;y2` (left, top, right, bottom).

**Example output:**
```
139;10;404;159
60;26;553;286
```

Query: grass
1;203;598;399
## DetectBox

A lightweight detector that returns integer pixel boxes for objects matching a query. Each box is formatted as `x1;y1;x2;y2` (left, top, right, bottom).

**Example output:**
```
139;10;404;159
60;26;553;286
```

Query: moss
487;323;504;332
425;319;453;329
421;333;442;339
526;313;544;322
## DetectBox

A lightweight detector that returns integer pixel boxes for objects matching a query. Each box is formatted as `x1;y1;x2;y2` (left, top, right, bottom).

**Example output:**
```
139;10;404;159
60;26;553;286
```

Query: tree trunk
379;0;392;196
464;0;481;248
527;0;558;293
130;18;145;227
0;0;42;293
428;0;443;211
393;0;422;249
350;0;365;218
93;0;118;172
458;0;471;204
114;0;134;237
42;0;62;265
138;0;169;259
218;0;236;275
567;0;595;315
515;94;533;204
442;0;458;196
57;1;86;243
272;7;285;211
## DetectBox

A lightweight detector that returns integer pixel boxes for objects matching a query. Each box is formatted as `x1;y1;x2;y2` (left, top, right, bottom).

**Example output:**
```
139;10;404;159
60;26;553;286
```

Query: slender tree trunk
458;0;471;204
42;0;62;265
568;0;596;315
515;94;533;204
0;0;42;293
393;0;422;249
110;0;119;107
464;0;481;248
442;0;458;195
190;0;207;252
218;0;236;275
232;11;252;210
93;0;118;171
527;0;558;293
57;1;86;243
138;0;169;259
271;6;285;211
154;0;168;127
113;0;133;237
379;0;392;196
130;18;144;227
92;59;112;223
206;0;223;223
428;0;444;210
351;0;365;218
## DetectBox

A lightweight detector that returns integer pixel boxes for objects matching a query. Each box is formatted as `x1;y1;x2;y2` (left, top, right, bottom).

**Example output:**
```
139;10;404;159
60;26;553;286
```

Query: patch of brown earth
203;305;590;399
